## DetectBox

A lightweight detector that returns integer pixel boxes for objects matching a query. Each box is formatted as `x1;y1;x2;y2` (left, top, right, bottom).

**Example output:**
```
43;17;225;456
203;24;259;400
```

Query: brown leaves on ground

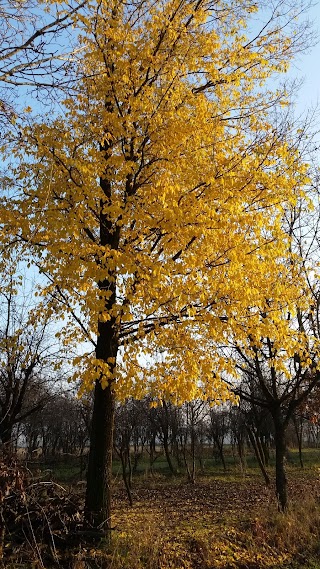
111;472;320;569
2;465;320;568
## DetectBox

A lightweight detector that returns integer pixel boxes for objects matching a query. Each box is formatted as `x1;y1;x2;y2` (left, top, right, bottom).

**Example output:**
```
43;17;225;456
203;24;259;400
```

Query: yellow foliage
0;0;313;402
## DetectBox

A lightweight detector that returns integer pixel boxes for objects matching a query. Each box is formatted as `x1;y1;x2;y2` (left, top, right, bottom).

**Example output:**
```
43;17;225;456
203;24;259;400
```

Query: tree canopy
0;0;316;527
1;0;312;402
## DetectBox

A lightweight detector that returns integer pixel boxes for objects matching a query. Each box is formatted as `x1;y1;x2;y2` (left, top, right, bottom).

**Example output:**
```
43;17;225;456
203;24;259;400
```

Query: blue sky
289;2;320;114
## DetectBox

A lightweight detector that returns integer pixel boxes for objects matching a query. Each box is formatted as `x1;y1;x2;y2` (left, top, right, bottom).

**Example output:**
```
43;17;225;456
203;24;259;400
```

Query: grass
70;477;320;569
80;465;320;569
3;448;320;568
27;446;320;484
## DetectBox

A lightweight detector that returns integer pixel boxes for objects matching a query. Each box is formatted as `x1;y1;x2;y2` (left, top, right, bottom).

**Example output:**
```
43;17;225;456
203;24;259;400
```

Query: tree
179;400;207;483
229;295;320;511
0;276;62;452
0;1;87;87
207;406;229;471
0;0;92;141
229;405;247;471
114;400;137;505
0;0;313;529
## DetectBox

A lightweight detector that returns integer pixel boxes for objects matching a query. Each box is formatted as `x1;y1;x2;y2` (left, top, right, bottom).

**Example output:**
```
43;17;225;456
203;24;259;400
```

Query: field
2;449;320;569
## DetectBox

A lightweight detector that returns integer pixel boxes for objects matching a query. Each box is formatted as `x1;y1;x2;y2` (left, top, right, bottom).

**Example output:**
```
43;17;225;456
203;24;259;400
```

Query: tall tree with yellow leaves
0;0;314;529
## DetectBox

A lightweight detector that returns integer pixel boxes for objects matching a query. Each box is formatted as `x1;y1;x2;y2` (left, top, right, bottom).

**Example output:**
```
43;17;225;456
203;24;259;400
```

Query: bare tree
0;0;89;141
179;400;207;484
0;278;63;452
232;313;320;511
207;407;229;472
0;0;87;87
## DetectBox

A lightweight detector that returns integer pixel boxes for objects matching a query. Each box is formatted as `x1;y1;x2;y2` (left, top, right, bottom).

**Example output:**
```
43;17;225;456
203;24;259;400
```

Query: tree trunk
85;381;115;529
293;415;304;468
218;442;226;471
149;434;156;470
273;414;288;512
246;426;270;486
85;259;118;531
260;438;270;467
128;452;133;488
163;433;176;475
237;438;246;472
84;147;120;531
190;429;196;483
0;422;13;456
119;449;133;507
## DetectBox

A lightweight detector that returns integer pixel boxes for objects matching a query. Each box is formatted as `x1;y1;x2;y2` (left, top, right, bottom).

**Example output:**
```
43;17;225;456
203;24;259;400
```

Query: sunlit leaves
0;0;313;403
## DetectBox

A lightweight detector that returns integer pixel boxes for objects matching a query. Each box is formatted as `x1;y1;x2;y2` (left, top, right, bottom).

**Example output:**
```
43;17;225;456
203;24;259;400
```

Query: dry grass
67;471;320;569
2;462;320;568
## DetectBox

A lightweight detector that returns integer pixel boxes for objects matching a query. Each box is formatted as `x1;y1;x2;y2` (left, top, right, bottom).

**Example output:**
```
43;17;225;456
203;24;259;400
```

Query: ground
2;451;320;568
107;471;320;569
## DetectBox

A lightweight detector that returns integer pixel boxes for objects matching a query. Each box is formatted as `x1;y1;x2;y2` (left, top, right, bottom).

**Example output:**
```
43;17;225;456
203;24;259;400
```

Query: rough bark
85;381;115;529
84;150;120;530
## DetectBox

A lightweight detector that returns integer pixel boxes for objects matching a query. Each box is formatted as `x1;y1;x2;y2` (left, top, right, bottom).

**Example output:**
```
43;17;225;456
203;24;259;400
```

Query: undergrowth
1;460;320;568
